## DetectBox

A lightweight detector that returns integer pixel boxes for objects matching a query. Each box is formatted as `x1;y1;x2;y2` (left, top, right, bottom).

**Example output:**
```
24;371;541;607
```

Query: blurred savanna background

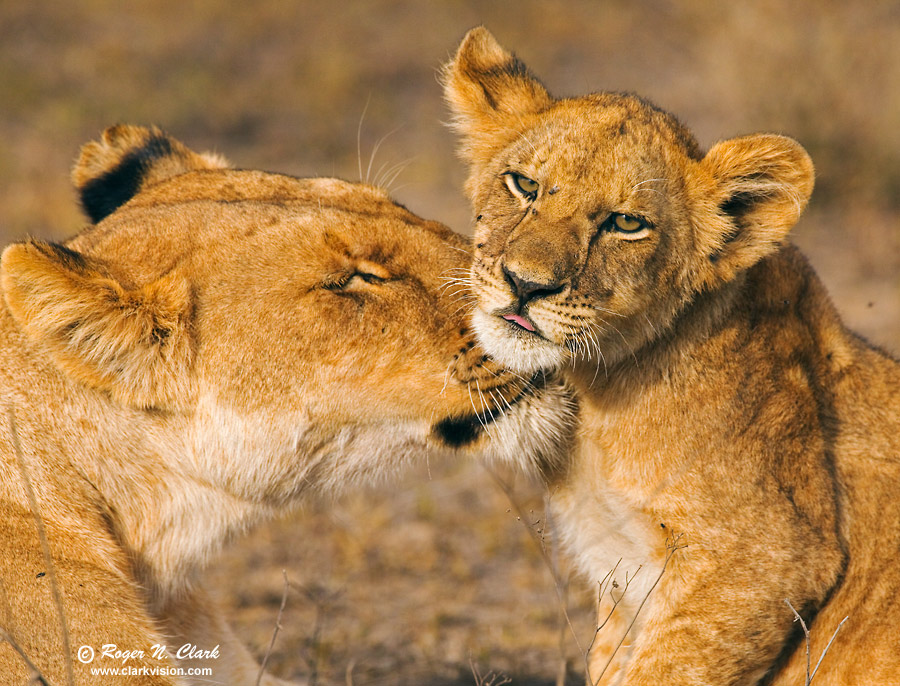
2;1;898;684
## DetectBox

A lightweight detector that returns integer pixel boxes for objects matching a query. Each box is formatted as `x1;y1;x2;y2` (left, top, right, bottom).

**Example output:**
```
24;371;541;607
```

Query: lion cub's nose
502;264;566;305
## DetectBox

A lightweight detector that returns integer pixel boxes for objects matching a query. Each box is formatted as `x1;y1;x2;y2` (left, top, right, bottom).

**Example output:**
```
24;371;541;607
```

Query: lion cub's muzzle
502;263;568;306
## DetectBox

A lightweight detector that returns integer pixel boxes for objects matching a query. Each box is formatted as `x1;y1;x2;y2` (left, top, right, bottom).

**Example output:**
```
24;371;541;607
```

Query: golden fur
445;27;900;685
0;125;574;684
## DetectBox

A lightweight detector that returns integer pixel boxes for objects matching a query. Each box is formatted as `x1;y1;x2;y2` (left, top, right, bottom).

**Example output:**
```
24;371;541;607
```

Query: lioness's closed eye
445;27;900;686
0;125;575;685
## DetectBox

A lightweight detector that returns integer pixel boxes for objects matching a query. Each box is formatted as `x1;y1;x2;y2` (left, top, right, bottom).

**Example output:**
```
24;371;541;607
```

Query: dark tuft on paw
433;415;483;448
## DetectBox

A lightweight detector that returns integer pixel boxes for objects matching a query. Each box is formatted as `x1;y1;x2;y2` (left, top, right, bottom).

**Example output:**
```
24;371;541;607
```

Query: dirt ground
1;2;898;684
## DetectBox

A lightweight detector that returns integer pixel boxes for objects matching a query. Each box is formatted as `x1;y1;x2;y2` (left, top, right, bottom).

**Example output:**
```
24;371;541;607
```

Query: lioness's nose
503;264;566;304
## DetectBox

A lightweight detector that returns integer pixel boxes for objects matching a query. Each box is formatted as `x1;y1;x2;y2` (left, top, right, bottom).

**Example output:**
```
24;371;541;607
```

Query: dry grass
208;461;593;685
2;2;898;684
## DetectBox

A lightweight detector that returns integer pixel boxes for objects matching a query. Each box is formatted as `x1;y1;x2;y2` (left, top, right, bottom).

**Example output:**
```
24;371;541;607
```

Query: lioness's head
443;28;814;376
1;125;574;501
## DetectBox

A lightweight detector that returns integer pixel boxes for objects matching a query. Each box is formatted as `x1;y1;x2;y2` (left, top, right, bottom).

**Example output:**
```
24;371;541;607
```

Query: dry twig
784;598;848;685
257;570;290;686
590;535;684;686
484;466;578;684
469;656;512;686
0;627;52;685
485;467;690;686
298;580;341;685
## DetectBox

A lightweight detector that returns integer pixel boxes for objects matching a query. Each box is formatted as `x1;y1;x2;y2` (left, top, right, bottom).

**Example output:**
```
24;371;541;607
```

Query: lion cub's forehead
486;96;703;220
508;94;701;186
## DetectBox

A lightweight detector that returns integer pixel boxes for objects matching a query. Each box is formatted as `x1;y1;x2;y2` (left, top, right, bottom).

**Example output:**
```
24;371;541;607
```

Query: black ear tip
77;134;174;223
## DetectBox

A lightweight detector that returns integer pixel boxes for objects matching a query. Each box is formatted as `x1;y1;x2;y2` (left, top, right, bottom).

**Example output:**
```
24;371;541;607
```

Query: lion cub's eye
504;172;540;201
609;213;651;240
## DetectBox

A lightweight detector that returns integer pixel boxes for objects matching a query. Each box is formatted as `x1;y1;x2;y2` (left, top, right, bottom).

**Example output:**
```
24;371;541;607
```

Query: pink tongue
502;314;536;332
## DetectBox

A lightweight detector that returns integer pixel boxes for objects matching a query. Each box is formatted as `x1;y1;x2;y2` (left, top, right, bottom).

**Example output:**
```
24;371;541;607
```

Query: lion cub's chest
550;439;667;616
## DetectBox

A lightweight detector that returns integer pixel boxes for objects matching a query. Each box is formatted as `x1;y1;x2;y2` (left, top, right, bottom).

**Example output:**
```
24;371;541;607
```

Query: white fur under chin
471;308;568;376
480;374;577;476
188;395;431;504
137;394;435;593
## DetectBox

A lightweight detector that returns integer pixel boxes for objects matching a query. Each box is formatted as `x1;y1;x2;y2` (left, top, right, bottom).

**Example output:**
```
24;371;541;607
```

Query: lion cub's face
444;28;814;376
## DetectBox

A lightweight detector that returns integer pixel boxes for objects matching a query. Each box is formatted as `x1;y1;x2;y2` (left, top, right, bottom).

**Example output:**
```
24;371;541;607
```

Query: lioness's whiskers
440;358;454;396
375;157;413;191
489;389;511;424
592;305;626;319
450;301;477;318
631;178;666;189
364;123;403;185
585;324;608;385
642;313;659;338
356;94;371;183
443;244;474;257
466;384;488;433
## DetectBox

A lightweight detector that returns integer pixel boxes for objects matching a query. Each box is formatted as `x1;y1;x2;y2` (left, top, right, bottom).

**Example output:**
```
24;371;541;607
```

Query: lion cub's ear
701;133;815;283
443;27;552;170
73;124;229;224
1;240;194;410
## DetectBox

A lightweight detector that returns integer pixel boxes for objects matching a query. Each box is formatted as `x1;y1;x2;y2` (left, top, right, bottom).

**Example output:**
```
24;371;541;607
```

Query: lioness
444;27;900;686
0;125;574;685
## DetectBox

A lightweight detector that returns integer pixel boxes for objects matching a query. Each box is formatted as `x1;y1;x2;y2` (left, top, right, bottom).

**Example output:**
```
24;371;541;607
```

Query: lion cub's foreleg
607;549;827;685
585;597;635;686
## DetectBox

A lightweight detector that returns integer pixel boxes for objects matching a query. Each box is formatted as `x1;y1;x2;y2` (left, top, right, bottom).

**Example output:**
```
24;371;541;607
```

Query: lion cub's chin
472;308;567;376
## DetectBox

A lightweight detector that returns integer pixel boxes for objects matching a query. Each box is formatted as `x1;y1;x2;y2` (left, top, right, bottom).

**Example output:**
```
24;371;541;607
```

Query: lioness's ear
442;27;552;168
1;240;194;410
73;124;229;224
702;134;814;282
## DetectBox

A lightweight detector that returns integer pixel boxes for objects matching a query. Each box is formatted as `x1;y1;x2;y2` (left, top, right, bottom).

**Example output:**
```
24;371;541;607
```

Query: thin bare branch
810;615;848;682
591;535;685;686
785;598;848;685
469;656;512;686
484;468;580;685
297;580;341;686
785;599;812;684
257;570;290;686
0;628;52;685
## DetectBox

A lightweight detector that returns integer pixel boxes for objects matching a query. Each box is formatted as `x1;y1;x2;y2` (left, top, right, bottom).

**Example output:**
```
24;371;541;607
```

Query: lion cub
444;27;900;686
0;125;574;685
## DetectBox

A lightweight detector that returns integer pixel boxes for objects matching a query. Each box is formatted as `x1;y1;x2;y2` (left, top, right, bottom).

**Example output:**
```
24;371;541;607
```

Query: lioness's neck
80;410;272;601
1;329;265;601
